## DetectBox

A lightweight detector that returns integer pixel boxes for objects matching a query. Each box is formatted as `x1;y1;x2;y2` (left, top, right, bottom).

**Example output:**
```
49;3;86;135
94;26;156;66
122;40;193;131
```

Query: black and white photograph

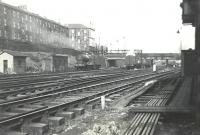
0;0;199;135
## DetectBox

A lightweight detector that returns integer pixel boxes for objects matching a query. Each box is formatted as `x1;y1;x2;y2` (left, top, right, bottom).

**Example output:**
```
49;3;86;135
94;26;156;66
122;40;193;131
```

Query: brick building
0;2;75;53
68;24;95;52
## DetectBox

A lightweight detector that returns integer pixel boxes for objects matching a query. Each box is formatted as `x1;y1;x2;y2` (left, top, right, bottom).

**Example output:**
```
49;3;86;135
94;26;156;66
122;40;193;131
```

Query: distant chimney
17;5;28;11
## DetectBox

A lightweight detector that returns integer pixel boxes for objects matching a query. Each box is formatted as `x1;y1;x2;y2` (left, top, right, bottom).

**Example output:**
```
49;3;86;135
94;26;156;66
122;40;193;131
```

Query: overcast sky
2;0;195;53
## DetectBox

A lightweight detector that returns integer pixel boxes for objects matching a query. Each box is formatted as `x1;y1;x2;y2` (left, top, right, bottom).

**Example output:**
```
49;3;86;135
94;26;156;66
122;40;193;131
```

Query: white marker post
101;96;105;110
153;64;157;72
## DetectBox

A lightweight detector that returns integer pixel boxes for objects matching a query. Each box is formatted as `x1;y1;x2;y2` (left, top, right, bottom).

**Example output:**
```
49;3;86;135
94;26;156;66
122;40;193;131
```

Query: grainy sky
2;0;195;53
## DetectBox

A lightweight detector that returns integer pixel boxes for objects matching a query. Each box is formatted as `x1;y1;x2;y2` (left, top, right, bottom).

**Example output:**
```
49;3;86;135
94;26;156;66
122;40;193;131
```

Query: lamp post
177;28;183;53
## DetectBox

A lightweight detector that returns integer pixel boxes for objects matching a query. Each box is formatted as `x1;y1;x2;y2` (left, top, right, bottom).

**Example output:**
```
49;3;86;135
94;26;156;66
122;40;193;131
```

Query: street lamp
177;28;183;53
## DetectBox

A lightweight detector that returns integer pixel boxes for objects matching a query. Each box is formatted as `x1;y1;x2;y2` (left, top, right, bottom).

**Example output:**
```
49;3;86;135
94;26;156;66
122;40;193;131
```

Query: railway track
123;76;181;135
0;69;179;134
0;68;132;89
0;70;153;103
0;71;174;106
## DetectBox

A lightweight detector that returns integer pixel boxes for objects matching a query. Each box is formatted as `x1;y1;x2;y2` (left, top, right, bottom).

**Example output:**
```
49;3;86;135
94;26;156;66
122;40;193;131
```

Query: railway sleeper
41;116;65;134
21;122;49;135
85;104;96;110
56;111;75;120
7;131;28;135
70;108;85;116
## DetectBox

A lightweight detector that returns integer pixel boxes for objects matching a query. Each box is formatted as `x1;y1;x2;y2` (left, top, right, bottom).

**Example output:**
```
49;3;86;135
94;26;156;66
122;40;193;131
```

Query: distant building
89;44;108;55
68;24;95;52
0;2;84;72
105;51;127;67
0;2;77;53
0;50;27;73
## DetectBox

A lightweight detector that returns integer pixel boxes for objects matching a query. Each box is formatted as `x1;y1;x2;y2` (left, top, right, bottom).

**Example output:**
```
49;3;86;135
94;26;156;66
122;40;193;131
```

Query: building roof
53;54;68;57
68;24;95;30
0;50;27;57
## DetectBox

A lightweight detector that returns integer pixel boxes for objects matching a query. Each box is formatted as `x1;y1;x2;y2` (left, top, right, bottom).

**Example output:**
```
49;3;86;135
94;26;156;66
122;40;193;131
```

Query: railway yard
0;67;198;135
1;0;200;134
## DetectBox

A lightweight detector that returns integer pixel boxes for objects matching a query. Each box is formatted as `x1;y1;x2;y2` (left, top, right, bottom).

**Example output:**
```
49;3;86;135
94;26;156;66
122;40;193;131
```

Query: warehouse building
68;24;95;52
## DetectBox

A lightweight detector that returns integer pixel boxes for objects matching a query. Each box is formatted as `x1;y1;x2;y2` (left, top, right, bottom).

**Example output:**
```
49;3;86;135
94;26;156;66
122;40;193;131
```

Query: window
29;35;32;42
29;26;32;32
3;7;7;14
17;34;20;40
30;16;32;22
4;19;7;26
17;23;20;29
71;29;74;33
84;30;87;33
21;17;24;23
13;11;16;17
25;25;28;31
25;15;28;21
12;31;15;40
84;36;87;41
36;29;39;34
4;30;7;38
13;22;16;28
77;32;80;36
72;36;74;41
17;12;19;18
21;29;25;34
25;34;29;41
78;39;80;43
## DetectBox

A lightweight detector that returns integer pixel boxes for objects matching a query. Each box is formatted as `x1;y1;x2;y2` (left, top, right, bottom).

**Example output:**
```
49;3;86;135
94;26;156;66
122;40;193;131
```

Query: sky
2;0;195;53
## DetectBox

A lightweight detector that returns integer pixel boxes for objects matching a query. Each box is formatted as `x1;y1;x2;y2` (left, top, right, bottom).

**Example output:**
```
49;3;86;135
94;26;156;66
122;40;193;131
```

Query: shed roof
0;50;27;57
53;54;68;57
68;24;95;30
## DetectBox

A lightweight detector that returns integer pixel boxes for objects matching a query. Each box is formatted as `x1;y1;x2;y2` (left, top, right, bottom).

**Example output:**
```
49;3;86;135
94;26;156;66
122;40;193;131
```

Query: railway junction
0;0;200;135
0;67;198;135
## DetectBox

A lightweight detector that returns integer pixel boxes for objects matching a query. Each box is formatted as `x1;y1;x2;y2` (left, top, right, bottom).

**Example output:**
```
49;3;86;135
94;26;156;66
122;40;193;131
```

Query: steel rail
0;71;177;107
0;71;134;97
0;71;176;127
123;76;181;135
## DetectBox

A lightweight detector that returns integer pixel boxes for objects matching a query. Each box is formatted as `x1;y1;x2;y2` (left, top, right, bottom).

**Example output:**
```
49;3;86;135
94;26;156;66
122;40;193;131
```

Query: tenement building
0;2;82;73
0;2;80;54
68;24;95;53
